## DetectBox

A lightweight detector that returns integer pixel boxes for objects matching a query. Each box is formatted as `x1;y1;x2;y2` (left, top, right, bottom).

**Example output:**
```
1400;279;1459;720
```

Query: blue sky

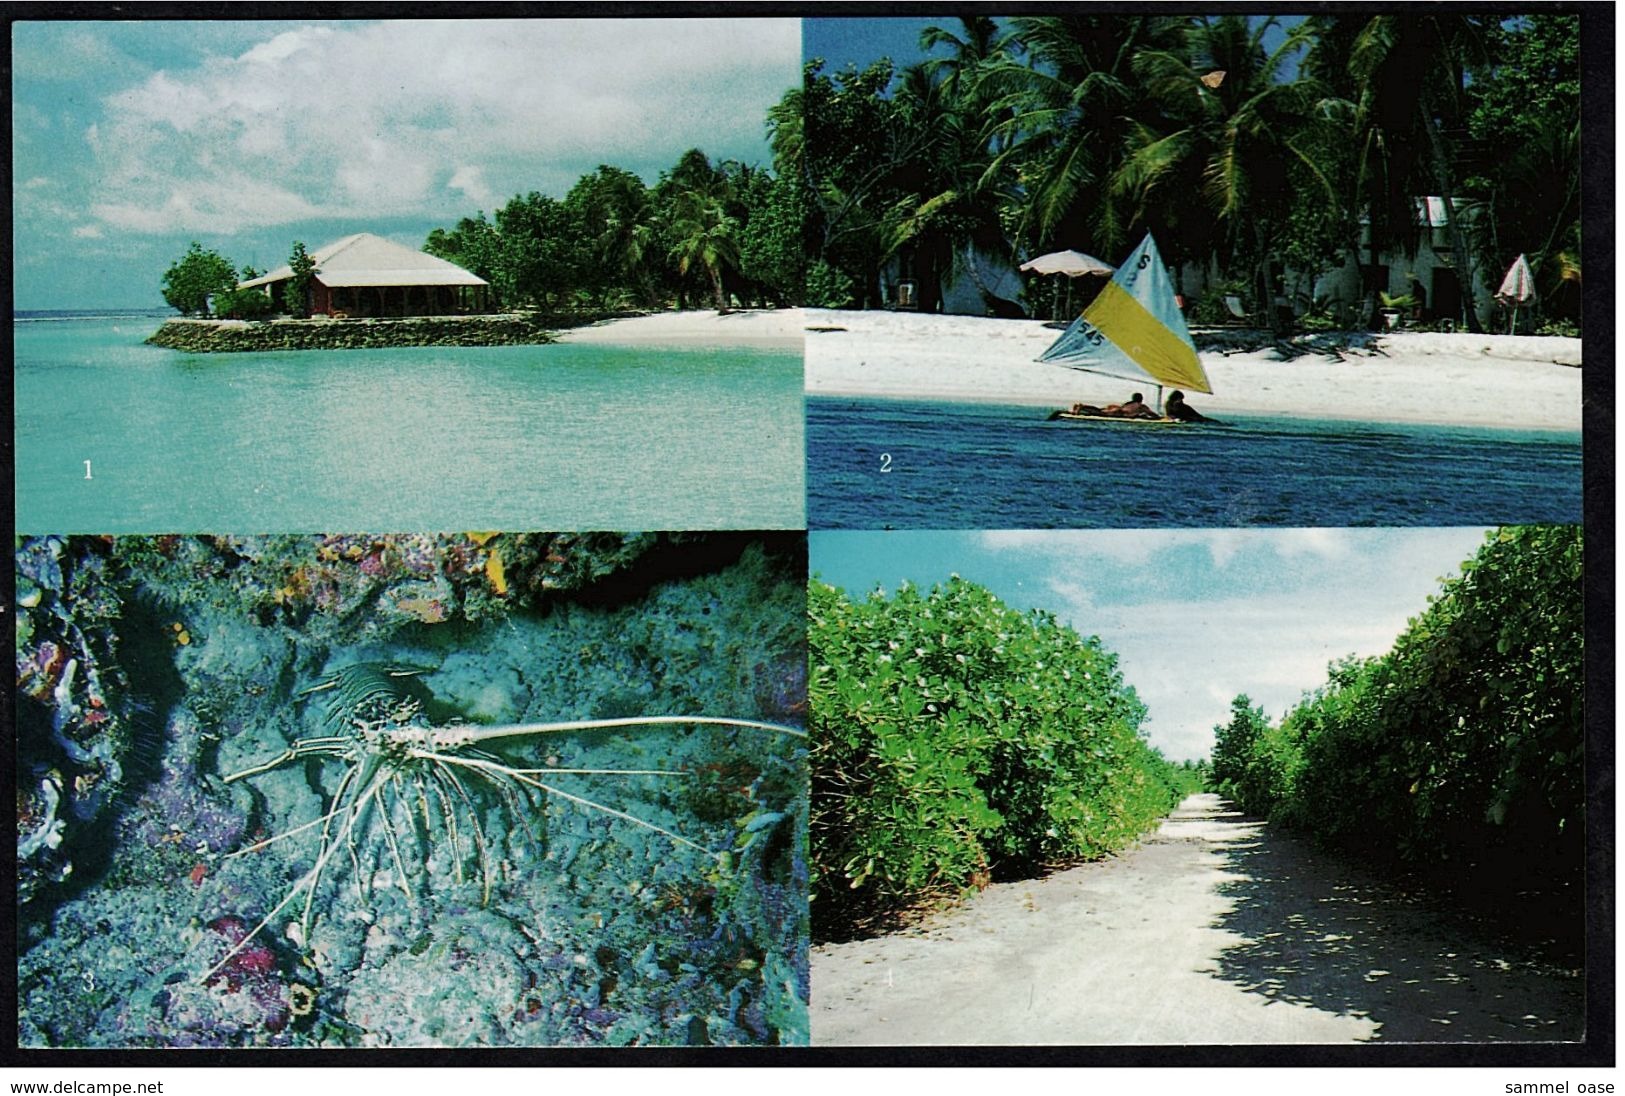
12;19;799;310
803;17;953;74
803;15;1307;83
811;528;1491;762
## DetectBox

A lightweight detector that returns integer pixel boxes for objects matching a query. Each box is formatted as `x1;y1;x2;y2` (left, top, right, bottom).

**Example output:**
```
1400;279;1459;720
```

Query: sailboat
1038;233;1213;424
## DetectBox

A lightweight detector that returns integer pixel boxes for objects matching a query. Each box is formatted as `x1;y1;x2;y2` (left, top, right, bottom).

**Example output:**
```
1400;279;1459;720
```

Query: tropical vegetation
159;242;239;317
809;575;1192;941
211;275;276;321
281;241;318;319
801;13;1582;331
1208;526;1583;916
160;240;316;320
422;145;804;315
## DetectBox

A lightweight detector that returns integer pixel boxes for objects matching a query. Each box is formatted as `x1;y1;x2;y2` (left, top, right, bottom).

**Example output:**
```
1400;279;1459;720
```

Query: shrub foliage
212;285;276;320
1210;694;1302;816
1207;526;1583;897
810;576;1186;940
281;240;319;319
160;242;238;316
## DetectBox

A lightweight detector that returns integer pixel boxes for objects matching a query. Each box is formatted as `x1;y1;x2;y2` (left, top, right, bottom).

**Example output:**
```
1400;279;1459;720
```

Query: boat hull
1047;411;1187;425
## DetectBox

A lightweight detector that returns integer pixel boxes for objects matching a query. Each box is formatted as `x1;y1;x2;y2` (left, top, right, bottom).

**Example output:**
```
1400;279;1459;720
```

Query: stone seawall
146;314;560;352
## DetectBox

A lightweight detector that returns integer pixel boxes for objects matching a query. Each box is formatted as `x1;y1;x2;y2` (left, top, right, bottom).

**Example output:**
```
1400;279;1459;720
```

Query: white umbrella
1021;250;1115;320
1496;253;1535;335
1020;249;1115;277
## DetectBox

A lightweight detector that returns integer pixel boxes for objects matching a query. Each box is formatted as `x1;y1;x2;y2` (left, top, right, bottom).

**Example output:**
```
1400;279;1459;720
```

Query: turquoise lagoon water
15;316;804;532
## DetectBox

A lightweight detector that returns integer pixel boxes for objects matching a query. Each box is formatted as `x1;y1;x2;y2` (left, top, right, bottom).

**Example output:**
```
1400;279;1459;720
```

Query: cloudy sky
811;528;1491;762
12;18;799;310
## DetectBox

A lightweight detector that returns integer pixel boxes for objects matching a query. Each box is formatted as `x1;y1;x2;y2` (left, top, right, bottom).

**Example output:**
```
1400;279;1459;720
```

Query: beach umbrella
1496;253;1535;335
1019;250;1115;277
1021;250;1115;319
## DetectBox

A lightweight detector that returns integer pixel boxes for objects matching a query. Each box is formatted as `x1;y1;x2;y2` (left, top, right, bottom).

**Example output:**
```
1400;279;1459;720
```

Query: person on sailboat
1069;392;1161;419
1164;390;1213;423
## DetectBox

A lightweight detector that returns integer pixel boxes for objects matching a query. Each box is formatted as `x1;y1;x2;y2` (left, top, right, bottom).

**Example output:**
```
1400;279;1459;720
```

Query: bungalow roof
240;233;488;289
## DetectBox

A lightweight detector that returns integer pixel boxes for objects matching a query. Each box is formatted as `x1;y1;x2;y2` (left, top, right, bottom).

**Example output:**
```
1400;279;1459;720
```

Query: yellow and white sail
1038;233;1212;395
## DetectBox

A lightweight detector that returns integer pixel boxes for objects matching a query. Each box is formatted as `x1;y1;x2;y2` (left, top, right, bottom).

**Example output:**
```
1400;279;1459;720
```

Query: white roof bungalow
241;233;490;317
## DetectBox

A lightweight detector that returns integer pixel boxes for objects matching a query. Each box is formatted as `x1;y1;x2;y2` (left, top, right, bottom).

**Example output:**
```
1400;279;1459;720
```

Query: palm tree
919;15;1006;104
1321;14;1491;331
594;170;660;309
667;182;740;313
572;168;659;308
878;59;1012;313
564;167;664;308
765;84;803;182
1467;16;1581;328
1482;113;1581;325
881;19;1029;313
658;150;743;312
1302;16;1391;326
801;59;950;308
980;15;1184;257
1112;16;1334;332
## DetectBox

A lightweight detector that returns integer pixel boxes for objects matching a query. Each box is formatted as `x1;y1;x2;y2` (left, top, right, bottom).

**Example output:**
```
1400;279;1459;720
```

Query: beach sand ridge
803;309;1581;432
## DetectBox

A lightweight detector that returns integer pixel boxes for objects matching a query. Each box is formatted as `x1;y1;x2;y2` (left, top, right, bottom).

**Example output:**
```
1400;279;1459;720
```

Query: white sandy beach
557;307;805;347
558;308;1580;431
804;309;1581;432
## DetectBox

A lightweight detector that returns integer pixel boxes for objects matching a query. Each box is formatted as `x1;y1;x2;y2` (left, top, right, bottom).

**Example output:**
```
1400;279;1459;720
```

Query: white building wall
1173;201;1495;328
1309;227;1494;329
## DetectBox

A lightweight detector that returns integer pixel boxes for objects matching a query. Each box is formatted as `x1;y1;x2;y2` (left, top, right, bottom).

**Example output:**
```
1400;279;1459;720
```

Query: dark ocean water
15;308;175;321
807;397;1582;529
15;316;804;532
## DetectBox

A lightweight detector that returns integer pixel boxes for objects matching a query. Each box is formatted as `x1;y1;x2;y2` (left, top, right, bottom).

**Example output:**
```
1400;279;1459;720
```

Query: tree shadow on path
1198;798;1583;1042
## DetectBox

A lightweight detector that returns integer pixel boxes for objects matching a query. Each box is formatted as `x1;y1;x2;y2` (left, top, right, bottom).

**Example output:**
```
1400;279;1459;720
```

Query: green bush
1209;694;1301;816
1294;295;1353;332
212;286;277;320
161;242;238;316
810;576;1184;940
1188;280;1251;325
282;240;318;319
804;261;857;309
1274;528;1583;891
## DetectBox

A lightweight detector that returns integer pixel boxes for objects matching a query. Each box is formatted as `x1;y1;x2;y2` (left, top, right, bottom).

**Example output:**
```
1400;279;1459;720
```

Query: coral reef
112;532;665;643
15;537;137;905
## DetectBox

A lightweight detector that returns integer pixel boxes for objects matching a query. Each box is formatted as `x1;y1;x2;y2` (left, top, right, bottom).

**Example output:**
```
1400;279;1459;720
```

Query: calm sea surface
15;316;804;532
808;396;1582;529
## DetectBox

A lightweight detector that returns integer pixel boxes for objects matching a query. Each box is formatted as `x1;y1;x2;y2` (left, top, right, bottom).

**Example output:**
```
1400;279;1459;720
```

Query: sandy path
811;795;1583;1045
